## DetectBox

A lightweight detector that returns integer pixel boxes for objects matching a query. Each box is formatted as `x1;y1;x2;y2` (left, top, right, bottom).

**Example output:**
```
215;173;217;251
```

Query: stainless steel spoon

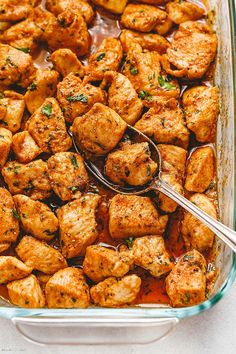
71;125;236;253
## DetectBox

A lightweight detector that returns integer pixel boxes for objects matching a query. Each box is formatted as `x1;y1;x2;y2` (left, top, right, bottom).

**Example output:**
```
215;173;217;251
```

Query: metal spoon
71;125;236;253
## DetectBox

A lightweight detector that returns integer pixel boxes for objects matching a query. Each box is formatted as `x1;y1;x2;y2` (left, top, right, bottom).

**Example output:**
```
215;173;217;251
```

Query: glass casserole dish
0;0;235;346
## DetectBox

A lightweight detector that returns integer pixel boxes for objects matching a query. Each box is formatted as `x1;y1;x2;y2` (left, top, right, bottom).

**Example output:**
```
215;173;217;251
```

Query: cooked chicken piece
0;91;25;133
109;194;168;238
181;193;217;252
102;71;142;125
57;73;105;123
91;0;128;14
25;69;59;114
47;152;88;201
30;6;55;34
0;188;19;253
132;235;173;277
166;250;207;307
183;86;219;143
11;131;41;163
45;267;90;308
135;99;189;149
16;235;67;274
161;21;217;79
158;173;184;213
57;194;101;258
0;256;32;284
46;0;94;24
0;128;12;168
105;142;157;186
13;194;58;240
155;15;173;35
83;245;130;283
90;275;141;307
84;37;123;84
50;48;84;78
0;22;11;33
0;44;35;88
0;0;35;22
7;274;45;308
71;103;127;155
166;0;205;24
2;159;52;200
121;4;167;33
157;144;187;182
26;98;72;154
185;146;215;193
135;0;170;4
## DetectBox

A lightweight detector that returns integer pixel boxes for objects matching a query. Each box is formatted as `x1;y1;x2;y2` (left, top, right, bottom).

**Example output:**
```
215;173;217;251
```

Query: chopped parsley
138;90;152;101
146;164;151;176
183;292;190;304
66;93;88;103
13;165;21;175
125;237;134;249
68;186;79;193
28;82;37;91
12;209;20;219
70;155;78;168
96;52;106;62
130;66;138;75
183;254;193;261
6;56;18;68
41;103;52;117
15;47;30;54
158;76;176;90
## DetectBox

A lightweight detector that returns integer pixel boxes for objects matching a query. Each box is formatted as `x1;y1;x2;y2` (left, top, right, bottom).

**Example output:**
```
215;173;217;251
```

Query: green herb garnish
41;103;52;117
130;66;138;75
66;93;88;103
28;82;37;91
158;76;176;90
12;209;20;219
147;164;151;176
96;52;106;62
15;47;30;54
6;56;18;68
68;186;79;193
13;165;21;175
125;237;134;249
183;254;193;261
70;155;78;168
138;90;152;101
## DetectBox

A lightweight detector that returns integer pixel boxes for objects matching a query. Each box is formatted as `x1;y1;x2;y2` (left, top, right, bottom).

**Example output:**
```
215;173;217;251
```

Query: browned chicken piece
84;37;123;83
158;173;184;213
2;159;52;200
25;69;59;114
0;256;32;284
166;0;205;24
57;73;105;123
0;23;11;33
46;0;94;24
26;98;72;154
166;250;207;307
90;274;141;307
11;131;41;163
71;103;127;155
181;193;217;252
0;128;12;168
132;235;173;277
83;245;131;283
45;267;90;308
102;71;143;125
157;144;187;182
57;194;101;258
185;146;215;193
0;44;35;88
121;4;167;33
47;152;88;201
91;0;128;14
135;99;190;149
13;194;59;241
183;86;219;143
155;14;173;36
16;235;67;274
0;0;36;22
0;188;20;253
50;48;84;78
7;274;45;308
135;0;170;4
162;21;217;79
0;91;25;132
30;6;55;34
105;142;157;186
109;194;168;238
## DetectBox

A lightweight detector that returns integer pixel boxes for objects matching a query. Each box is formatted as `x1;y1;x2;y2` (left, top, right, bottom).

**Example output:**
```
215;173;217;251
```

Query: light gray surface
0;282;235;354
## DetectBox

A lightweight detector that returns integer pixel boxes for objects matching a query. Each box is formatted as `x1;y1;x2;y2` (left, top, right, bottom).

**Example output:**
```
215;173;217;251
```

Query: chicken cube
90;275;141;307
155;15;173;35
11;131;41;163
185;146;215;193
46;0;94;24
0;0;35;22
157;144;187;182
16;235;67;274
91;0;128;14
166;250;207;307
47;152;88;201
0;256;32;284
109;194;168;238
0;127;12;168
50;48;84;78
166;0;205;25
0;91;25;133
158;173;184;213
71;103;127;155
57;194;101;258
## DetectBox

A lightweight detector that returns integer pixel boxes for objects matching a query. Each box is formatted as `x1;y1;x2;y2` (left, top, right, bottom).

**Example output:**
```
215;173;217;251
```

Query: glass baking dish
0;0;235;346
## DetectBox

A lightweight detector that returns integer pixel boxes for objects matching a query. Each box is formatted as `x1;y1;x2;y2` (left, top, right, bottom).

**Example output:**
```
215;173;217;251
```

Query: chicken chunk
57;73;105;123
166;250;207;307
11;131;41;163
0;0;35;22
83;245;130;283
135;0;170;4
57;194;101;258
26;98;72;154
90;275;141;307
157;144;187;182
47;152;88;201
183;86;219;143
46;0;94;24
0;91;25;133
135;99;190;149
0;127;12;168
2;159;52;200
155;15;173;35
16;236;67;274
185;146;215;193
0;188;19;253
105;142;157;186
158;173;184;213
166;0;205;25
7;274;45;308
109;194;168;238
0;256;32;284
181;193;217;252
91;0;128;14
161;21;217;79
25;69;59;114
45;267;90;308
50;48;84;78
71;103;127;155
13;194;59;240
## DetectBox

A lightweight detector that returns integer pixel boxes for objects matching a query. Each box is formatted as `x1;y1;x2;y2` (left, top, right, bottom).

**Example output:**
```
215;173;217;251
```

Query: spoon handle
155;180;236;253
